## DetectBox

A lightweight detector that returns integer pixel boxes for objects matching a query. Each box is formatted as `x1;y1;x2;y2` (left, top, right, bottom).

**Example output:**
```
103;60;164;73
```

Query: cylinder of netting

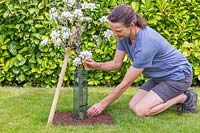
72;69;88;119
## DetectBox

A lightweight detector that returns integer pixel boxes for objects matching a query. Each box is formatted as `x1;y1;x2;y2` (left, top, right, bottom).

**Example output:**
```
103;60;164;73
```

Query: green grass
0;86;200;133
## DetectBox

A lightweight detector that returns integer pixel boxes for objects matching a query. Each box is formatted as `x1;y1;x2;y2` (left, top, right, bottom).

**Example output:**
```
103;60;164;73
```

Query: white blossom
79;50;92;59
73;9;83;18
49;7;57;20
50;7;56;13
73;57;82;66
61;11;73;21
50;30;63;47
50;30;60;41
49;1;96;66
61;27;71;40
104;29;113;38
73;50;92;66
80;17;92;22
84;51;92;59
81;3;96;10
92;35;98;39
54;38;62;47
63;0;75;7
41;39;48;46
99;16;108;23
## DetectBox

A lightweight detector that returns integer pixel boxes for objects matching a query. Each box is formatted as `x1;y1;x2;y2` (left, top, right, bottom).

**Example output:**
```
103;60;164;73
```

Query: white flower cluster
41;27;72;47
99;16;113;39
61;11;73;21
104;29;113;38
50;2;96;22
49;7;57;20
73;57;81;66
73;9;83;18
41;39;48;46
81;3;96;10
73;50;92;66
92;35;98;39
44;1;97;47
63;0;75;7
99;16;108;23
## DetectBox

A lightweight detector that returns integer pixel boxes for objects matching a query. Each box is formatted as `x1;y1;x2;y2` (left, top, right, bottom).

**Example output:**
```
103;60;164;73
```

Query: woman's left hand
87;103;105;117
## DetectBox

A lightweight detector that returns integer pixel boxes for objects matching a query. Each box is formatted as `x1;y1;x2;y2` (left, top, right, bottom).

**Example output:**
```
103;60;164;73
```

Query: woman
85;5;198;117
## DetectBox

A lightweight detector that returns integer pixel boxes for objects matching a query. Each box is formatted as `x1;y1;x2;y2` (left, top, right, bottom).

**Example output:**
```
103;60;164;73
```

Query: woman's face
109;21;131;40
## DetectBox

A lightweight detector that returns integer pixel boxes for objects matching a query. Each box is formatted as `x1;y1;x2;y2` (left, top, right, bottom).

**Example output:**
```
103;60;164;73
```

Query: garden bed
53;111;114;126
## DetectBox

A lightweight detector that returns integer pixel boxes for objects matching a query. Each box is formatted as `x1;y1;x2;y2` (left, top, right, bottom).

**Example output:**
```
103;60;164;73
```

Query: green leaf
32;68;38;73
39;45;49;52
2;51;9;57
16;54;23;60
1;45;7;50
31;26;37;33
4;38;10;44
6;24;16;29
21;65;30;72
0;35;6;44
51;79;57;83
35;24;44;28
29;56;36;63
4;57;17;71
45;70;54;75
8;41;18;55
95;49;103;53
148;19;157;25
19;10;26;15
14;58;26;66
35;16;44;20
24;19;33;25
35;73;41;78
12;67;20;74
36;58;42;64
17;74;25;82
18;16;26;23
3;10;9;18
105;75;111;80
131;1;140;12
18;47;28;54
49;64;57;69
28;8;35;14
42;59;47;68
38;2;44;9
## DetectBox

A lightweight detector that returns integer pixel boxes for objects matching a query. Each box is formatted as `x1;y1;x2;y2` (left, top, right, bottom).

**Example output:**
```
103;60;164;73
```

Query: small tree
43;0;96;120
44;0;114;122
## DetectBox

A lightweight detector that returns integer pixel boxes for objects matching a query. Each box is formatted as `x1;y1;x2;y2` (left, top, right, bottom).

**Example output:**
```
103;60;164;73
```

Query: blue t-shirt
117;26;192;81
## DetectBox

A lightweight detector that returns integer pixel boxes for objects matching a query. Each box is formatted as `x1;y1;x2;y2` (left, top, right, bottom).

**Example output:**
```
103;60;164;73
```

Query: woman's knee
135;105;148;116
128;101;136;112
129;103;148;116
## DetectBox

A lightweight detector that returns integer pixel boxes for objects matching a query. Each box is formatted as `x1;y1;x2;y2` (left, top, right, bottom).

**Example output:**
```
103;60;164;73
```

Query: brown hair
107;5;147;29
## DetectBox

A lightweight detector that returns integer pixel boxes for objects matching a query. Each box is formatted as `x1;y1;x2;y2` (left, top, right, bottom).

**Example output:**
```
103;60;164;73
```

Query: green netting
72;69;88;119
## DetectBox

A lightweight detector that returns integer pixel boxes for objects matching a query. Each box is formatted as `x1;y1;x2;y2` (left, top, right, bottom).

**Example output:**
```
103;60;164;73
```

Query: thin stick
47;47;71;126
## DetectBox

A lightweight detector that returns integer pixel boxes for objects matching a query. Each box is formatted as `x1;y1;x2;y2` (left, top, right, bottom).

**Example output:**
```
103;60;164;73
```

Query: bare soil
53;111;114;126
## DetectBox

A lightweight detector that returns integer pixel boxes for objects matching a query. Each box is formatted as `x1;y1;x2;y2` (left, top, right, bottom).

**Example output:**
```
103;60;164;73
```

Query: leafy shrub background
0;0;199;87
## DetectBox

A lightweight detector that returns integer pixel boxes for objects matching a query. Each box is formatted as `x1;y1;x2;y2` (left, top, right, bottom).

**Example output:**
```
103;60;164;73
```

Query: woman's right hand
84;59;99;70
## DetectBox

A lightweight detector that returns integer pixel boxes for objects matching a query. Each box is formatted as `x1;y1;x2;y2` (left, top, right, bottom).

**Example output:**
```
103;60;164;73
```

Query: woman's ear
130;22;136;28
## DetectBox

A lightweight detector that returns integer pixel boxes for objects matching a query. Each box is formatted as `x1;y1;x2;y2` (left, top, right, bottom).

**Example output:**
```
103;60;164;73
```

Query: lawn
0;86;200;133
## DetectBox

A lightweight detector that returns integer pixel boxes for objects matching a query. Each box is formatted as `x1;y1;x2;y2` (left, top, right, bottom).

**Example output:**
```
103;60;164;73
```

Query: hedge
0;0;199;87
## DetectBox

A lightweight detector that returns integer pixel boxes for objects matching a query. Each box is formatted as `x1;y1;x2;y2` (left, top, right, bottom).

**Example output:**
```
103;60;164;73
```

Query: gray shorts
140;73;193;102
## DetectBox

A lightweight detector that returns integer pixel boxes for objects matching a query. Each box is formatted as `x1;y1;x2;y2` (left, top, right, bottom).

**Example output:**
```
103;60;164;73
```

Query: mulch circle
53;111;114;126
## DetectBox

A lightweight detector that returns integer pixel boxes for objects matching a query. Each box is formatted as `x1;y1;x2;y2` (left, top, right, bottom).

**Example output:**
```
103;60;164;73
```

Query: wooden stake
47;47;70;126
46;26;76;127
